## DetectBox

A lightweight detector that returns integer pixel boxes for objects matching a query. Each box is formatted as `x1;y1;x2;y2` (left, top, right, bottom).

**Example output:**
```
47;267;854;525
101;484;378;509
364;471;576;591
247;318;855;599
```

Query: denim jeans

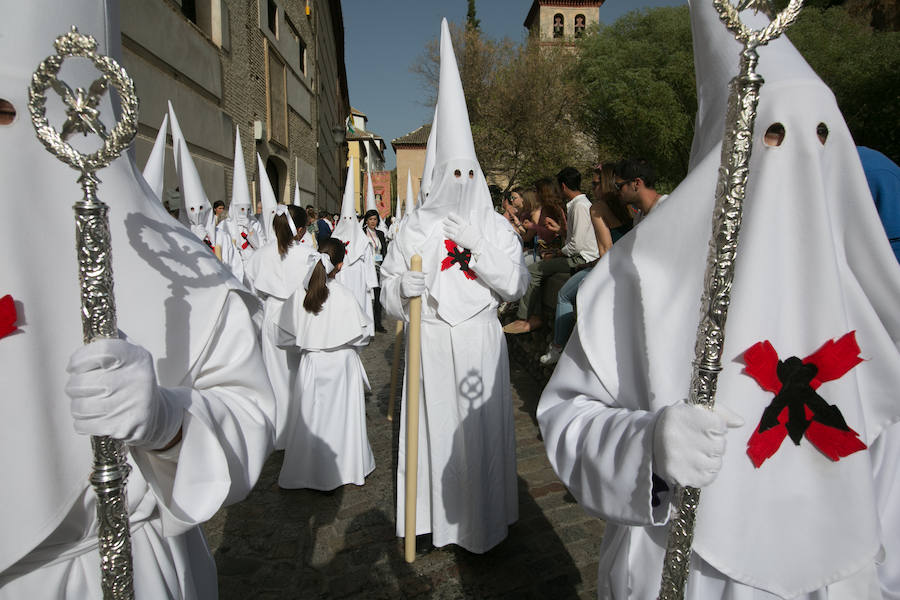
515;255;585;321
553;267;592;347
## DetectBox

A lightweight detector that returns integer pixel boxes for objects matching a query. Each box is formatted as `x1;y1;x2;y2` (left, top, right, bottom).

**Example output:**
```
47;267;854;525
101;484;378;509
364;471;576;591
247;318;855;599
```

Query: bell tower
523;1;606;47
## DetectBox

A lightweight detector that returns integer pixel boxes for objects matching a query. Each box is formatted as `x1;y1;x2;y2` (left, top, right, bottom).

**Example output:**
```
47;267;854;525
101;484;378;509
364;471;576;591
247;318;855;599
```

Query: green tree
467;0;480;31
575;6;696;189
575;4;898;184
413;23;585;191
786;7;900;162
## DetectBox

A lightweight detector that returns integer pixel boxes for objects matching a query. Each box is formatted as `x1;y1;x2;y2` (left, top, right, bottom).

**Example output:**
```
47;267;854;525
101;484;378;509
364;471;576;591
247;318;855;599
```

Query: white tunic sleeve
131;290;275;537
364;248;379;290
537;327;670;527
468;225;529;301
380;240;411;322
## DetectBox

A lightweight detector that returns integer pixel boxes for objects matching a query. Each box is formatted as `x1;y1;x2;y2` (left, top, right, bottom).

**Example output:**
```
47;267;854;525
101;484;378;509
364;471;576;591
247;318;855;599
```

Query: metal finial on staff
657;2;804;599
29;26;139;600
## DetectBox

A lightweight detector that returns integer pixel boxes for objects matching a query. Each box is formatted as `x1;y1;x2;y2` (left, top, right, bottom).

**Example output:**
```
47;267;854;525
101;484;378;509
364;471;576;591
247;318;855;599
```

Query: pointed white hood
174;135;215;245
418;109;438;206
387;171;408;240
228;126;253;228
166;101;190;227
141;112;168;201
406;19;495;232
385;18;509;326
565;2;900;596
167;100;185;169
405;168;416;217
256;153;279;243
332;157;368;264
0;0;245;575
365;169;377;213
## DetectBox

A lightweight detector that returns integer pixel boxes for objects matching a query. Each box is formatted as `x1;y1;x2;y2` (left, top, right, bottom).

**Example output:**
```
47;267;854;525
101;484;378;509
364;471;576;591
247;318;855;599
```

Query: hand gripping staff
657;2;804;598
404;255;423;562
29;27;139;600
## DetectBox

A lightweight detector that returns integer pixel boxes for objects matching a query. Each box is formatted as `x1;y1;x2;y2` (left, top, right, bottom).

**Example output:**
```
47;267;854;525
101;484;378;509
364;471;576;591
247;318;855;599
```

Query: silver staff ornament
657;1;804;599
28;26;139;600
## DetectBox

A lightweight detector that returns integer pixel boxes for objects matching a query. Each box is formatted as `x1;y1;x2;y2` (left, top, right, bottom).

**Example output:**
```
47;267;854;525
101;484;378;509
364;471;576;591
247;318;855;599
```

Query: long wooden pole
386;320;405;421
404;255;423;563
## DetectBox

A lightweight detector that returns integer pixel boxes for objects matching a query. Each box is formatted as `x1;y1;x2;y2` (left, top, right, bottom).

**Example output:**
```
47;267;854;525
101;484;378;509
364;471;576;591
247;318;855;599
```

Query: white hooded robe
537;3;900;599
275;278;375;490
0;4;276;598
381;18;529;554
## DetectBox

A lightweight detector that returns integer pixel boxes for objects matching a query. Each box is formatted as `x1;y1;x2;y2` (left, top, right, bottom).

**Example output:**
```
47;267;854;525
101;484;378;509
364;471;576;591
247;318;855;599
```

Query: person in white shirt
504;166;598;334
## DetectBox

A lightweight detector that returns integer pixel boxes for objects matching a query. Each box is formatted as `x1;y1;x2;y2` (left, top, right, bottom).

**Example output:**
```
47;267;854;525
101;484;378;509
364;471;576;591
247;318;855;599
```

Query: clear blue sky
342;0;686;171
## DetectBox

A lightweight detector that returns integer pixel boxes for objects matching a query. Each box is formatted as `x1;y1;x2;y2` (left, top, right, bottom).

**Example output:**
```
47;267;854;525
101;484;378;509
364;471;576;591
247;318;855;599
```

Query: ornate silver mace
28;27;139;600
657;2;804;598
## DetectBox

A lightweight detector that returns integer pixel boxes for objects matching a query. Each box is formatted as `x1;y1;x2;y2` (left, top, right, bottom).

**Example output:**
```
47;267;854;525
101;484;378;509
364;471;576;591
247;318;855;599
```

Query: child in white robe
276;237;376;490
244;205;314;449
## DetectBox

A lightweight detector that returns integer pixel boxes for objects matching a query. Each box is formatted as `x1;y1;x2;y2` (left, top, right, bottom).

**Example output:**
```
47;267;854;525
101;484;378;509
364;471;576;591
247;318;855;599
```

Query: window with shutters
266;42;288;147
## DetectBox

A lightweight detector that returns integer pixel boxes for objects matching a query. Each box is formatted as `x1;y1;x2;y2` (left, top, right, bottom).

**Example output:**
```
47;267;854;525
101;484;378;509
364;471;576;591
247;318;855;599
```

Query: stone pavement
202;319;604;599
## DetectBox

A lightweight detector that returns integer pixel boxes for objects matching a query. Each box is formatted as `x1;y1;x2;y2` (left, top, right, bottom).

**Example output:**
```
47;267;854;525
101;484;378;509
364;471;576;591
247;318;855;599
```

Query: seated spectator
540;163;633;364
514;189;542;264
504;167;597;334
615;157;666;225
532;177;567;258
502;188;521;227
505;186;536;243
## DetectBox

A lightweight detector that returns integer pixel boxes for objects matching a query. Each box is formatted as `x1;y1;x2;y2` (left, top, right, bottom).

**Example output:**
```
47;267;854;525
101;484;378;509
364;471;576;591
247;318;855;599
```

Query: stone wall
121;0;346;213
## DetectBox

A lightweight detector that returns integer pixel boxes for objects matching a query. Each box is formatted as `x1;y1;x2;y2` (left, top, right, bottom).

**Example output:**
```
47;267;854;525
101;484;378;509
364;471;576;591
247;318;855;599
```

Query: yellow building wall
347;141;363;214
396;146;426;210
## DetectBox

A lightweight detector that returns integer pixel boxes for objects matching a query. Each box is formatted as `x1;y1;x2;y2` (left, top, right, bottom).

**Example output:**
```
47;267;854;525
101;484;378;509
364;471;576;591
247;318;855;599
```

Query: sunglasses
614;179;634;192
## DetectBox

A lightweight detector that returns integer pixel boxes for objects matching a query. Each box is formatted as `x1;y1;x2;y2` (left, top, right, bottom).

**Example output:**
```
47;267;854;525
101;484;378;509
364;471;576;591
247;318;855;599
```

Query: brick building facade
122;0;349;214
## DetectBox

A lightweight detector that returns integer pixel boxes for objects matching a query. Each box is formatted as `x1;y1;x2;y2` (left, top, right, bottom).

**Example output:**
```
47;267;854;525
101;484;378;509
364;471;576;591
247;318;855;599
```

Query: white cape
245;240;315;449
275;281;374;490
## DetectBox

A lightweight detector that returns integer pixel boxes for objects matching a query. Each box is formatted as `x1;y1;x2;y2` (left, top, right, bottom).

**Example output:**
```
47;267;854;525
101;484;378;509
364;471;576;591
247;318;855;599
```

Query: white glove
442;212;481;251
652;402;743;488
399;271;426;299
65;338;183;450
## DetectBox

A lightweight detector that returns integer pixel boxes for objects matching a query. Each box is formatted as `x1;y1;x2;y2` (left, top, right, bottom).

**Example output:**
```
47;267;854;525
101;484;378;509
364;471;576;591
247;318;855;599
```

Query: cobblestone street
203;319;604;599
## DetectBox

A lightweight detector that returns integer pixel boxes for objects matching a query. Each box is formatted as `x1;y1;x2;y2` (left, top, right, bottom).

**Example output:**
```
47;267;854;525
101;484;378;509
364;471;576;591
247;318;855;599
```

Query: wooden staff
386;320;404;421
404;254;423;563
